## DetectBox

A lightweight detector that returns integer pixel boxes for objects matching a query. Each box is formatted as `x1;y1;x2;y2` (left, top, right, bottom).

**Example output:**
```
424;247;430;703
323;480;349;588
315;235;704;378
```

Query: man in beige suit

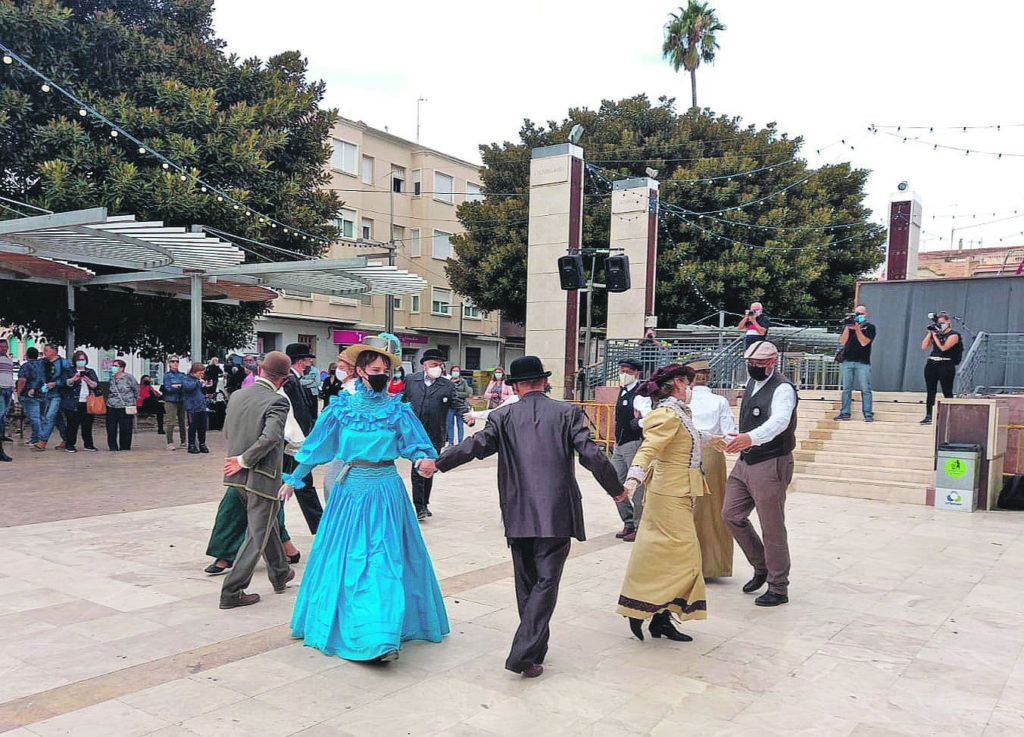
219;351;295;609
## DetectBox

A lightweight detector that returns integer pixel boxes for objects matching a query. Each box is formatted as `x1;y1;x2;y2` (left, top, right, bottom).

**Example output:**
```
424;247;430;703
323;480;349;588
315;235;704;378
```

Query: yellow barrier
569;401;617;451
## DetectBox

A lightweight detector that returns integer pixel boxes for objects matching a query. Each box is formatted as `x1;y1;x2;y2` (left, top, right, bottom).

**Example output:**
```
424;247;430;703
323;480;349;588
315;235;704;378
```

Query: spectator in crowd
17;347;44;448
282;343;323;533
106;359;140;451
610;358;653;543
35;343;70;451
61;350;99;453
183;361;210;454
223;355;247;396
203;357;223;393
388;365;406;395
737;302;770;349
834;305;876;423
319;361;344;408
137;375;164;434
300;358;320;401
484;367;513;410
446;364;472;447
161;356;188;451
0;338;13;444
241;357;258;390
920;310;961;425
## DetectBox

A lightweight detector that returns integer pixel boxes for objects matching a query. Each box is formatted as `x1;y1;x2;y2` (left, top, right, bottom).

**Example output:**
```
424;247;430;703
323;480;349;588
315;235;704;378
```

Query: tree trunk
690;69;698;109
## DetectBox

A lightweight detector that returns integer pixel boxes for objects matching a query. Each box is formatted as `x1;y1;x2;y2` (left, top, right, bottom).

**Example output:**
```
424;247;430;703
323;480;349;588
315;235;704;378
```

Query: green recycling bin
935;442;981;512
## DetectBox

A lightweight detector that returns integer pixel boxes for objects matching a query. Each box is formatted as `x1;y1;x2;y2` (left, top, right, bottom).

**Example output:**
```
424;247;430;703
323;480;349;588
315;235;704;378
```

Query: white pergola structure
0;208;426;358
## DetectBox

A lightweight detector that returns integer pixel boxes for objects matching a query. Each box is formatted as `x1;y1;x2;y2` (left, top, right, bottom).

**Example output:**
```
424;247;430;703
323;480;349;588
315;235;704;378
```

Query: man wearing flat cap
435;356;625;678
283;342;323;533
401;348;474;520
722;341;797;607
610;357;652;542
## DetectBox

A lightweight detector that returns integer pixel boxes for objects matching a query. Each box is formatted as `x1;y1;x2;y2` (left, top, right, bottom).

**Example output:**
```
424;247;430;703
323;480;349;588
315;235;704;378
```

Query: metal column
65;282;75;351
190;273;203;361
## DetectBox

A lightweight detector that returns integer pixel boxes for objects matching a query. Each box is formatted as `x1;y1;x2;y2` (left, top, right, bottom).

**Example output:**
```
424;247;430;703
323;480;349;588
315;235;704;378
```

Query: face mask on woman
451;370;460;379
426;365;443;380
365;373;389;393
493;372;504;381
76;359;87;368
335;368;348;382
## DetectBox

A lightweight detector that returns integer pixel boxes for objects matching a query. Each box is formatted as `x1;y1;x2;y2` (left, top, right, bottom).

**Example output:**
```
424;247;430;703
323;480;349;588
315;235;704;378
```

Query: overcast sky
214;0;1024;253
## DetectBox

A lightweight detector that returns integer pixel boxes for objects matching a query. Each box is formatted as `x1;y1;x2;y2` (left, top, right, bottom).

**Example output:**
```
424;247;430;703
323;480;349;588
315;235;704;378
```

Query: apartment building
253;116;506;373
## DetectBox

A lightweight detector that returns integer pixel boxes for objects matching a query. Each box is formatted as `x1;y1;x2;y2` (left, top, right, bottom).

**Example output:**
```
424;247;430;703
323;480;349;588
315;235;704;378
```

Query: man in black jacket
282;343;323;533
401;348;473;520
434;356;625;677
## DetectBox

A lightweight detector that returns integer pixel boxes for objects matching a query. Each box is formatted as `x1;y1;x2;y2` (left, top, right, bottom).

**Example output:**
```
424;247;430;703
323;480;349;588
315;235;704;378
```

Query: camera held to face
926;311;947;332
842;313;859;326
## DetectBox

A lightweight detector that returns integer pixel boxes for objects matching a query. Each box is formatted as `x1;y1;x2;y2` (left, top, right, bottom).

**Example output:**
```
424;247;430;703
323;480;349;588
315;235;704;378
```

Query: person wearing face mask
445;364;472;447
320;362;344;408
105;360;140;451
388;366;406;395
722;341;798;608
610;358;653;543
281;334;448;663
484;367;514;409
920;311;962;425
400;348;474;520
60;350;100;453
834;305;877;423
282;343;324;534
737;302;770;349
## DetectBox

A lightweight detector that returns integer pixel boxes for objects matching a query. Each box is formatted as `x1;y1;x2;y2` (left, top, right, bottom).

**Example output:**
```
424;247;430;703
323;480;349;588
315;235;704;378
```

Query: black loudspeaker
605;254;631;293
557;254;586;290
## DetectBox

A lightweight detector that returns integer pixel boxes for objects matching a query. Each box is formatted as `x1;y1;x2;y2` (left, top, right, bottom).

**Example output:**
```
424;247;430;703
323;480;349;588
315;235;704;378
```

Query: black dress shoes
742;572;768;594
287;551;301;564
204;561;232;575
649;611;693;642
755;591;789;607
628;617;645;641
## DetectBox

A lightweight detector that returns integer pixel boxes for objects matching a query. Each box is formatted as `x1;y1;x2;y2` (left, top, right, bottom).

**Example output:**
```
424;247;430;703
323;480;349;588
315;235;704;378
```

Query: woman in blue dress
279;334;449;663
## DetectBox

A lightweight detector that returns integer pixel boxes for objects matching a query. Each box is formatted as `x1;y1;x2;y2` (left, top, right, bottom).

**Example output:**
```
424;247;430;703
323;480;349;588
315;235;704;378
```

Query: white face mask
426;365;443;380
335;368;348;382
685;386;694;403
619;372;635;386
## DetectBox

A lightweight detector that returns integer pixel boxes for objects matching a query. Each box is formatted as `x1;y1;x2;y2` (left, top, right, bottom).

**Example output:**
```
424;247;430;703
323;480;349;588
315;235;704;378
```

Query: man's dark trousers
505;537;571;673
411;437;444;511
220;487;290;604
282;455;322;534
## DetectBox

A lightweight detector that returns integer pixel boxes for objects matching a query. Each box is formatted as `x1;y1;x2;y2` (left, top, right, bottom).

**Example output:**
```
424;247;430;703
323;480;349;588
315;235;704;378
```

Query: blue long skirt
290;465;450;660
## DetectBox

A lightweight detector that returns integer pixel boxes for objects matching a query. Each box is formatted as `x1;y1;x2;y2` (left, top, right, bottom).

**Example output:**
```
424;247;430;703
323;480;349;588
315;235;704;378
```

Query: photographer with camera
833;305;876;422
920;311;961;425
737;302;770;349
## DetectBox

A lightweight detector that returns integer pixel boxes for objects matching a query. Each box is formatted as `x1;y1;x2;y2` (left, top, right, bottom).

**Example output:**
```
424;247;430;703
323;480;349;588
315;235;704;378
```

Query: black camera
843;313;858;326
746;310;755;317
926;311;946;332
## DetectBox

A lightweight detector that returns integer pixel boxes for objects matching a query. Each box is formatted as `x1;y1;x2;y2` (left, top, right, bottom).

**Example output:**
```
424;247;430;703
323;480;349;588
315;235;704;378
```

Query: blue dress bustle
283;384;449;660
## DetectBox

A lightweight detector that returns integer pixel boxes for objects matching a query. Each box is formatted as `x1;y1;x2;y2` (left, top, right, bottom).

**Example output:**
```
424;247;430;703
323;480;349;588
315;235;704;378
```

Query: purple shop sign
332;329;429;347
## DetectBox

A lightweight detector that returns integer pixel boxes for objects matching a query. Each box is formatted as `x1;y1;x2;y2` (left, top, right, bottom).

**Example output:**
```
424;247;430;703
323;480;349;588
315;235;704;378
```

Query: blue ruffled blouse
282;384;437;488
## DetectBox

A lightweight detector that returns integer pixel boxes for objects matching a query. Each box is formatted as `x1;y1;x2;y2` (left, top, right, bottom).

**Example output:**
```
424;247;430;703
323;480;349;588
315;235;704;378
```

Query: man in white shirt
722;341;797;607
610;358;653;542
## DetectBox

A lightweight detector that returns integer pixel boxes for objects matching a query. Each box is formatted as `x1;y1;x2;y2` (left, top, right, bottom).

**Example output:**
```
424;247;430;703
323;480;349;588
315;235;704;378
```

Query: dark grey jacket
401;371;469;449
436;391;621;541
222;378;290;499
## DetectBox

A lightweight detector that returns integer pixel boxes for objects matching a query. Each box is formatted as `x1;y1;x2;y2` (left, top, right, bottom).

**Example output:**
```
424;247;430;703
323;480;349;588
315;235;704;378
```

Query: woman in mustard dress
616;363;725;642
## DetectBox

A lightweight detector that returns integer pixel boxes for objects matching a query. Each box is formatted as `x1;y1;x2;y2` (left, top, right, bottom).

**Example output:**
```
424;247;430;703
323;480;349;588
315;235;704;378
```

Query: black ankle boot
628;617;645;641
0;441;11;462
920;414;933;425
649;611;693;642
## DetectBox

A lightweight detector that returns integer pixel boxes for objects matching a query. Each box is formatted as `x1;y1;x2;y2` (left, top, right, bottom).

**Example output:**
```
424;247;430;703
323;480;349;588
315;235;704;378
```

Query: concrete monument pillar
525;143;584;398
606;177;659;339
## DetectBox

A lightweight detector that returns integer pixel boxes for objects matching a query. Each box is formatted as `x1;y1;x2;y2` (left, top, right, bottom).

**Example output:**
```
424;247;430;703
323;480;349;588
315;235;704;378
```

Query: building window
434;171;454;203
361;218;373;241
410;294;420;313
334;208;356;239
463;303;481;319
432;229;452;260
466;182;483;203
465;346;481;371
431;287;452;316
331;139;357;175
360;155;374;184
437;344;451;361
392;295;403;310
392;225;405;246
297;334;317;356
392;165;406;193
410;228;421;257
412;169;422;197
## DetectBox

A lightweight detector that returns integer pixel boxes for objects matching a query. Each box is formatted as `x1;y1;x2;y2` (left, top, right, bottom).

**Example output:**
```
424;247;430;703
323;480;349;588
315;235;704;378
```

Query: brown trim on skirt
617;594;707;615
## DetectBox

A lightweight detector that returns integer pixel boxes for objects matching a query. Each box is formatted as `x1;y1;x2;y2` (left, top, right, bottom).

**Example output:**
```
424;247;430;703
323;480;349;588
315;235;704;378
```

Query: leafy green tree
663;1;727;110
0;0;340;357
446;95;885;328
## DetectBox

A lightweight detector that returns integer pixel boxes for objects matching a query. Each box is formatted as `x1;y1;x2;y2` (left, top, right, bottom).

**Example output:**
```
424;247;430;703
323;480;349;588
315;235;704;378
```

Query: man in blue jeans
834;305;876;423
16;347;44;445
35;343;70;450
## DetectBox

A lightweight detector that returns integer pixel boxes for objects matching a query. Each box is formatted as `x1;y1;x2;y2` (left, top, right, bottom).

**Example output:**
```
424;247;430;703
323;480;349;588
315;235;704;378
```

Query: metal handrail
955;331;987;397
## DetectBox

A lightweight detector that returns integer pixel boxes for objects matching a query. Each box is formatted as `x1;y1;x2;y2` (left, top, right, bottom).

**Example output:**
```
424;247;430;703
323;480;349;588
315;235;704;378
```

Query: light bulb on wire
41;84;50;92
2;55;12;65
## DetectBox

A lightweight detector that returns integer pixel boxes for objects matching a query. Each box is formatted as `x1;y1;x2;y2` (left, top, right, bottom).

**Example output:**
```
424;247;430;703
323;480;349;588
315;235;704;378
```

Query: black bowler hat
285;342;315;361
420;348;446;364
618;357;643;372
506;356;552;384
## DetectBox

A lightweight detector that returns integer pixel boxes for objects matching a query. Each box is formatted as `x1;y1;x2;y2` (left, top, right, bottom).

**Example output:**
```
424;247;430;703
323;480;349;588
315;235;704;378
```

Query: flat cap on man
743;341;779;360
686;359;711;372
617;358;644;372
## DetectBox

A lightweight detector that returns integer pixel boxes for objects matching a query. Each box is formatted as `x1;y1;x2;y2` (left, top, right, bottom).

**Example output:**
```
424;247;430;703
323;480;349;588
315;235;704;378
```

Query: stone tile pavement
2;430;1024;735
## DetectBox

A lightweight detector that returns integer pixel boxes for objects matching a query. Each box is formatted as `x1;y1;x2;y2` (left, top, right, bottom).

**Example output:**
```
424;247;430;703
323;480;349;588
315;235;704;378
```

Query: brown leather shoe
622;529;637;542
273;568;296;594
521;664;544;678
220;592;260;609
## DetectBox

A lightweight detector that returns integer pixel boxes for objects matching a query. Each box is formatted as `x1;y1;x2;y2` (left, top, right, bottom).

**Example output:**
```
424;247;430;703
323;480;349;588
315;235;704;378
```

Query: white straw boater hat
341;333;402;370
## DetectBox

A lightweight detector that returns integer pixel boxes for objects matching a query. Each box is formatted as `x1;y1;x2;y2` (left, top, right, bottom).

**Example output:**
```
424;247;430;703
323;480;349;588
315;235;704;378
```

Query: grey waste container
935;442;982;512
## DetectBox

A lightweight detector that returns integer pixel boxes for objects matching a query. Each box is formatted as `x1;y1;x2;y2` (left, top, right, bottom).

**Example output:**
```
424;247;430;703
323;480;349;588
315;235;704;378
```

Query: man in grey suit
433;356;626;678
219;351;295;609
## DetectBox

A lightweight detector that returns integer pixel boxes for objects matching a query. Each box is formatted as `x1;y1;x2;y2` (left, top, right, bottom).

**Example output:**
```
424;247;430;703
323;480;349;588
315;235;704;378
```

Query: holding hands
416;458;437;478
278;483;295;501
724;433;753;454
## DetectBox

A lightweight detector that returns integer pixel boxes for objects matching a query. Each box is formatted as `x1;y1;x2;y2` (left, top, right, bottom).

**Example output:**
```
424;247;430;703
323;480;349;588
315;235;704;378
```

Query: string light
869;128;1024;158
109;130;117;137
871;122;1024;132
40;84;50;92
2;55;12;64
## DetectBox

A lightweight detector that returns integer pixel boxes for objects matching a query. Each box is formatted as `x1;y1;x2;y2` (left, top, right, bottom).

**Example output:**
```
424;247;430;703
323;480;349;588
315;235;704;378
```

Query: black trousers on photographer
924;358;955;415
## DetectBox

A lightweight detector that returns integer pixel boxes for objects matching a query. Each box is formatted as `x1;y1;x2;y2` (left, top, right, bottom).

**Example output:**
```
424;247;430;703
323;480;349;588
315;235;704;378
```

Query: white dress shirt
688;385;737;437
468;393;518;420
745;372;797;446
621;379;653;419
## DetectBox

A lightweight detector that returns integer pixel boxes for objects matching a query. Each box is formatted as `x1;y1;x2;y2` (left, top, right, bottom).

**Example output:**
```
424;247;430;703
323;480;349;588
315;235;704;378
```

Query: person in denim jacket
181;362;210;454
161;356;189;450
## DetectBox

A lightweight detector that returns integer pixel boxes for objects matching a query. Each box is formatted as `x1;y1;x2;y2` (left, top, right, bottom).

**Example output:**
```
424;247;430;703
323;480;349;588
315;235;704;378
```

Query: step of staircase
795;461;933;485
792;474;929;505
793;449;934;471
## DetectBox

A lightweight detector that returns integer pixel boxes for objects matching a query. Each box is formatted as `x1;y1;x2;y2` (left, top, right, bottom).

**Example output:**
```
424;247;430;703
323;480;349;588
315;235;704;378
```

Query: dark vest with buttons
615;383;643;445
738;371;798;465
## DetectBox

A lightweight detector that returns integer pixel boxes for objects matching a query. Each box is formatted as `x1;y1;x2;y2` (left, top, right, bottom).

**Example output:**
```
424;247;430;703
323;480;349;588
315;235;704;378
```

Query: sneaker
25;439;36;446
167;444;177;451
864;416;874;423
83;446;98;452
832;413;851;421
179;442;188;449
416;508;427;521
65;447;77;453
32;442;46;452
55;442;66;450
425;506;433;517
920;415;933;425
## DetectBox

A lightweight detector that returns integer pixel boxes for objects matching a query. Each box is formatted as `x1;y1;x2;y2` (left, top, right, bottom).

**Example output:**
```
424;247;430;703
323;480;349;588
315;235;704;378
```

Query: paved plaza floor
1;429;1024;736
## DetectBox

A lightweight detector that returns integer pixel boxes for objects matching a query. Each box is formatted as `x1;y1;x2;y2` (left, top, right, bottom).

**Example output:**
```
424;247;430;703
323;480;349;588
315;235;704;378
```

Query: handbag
86;392;106;415
112;380;138;415
834;346;846;364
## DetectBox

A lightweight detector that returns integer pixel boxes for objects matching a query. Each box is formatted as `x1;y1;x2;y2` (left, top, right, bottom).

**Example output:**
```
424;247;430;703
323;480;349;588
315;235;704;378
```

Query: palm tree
662;2;726;110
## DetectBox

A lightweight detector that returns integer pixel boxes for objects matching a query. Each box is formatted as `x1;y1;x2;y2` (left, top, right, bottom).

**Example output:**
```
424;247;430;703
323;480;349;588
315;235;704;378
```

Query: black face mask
747;364;770;382
365;373;389;393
